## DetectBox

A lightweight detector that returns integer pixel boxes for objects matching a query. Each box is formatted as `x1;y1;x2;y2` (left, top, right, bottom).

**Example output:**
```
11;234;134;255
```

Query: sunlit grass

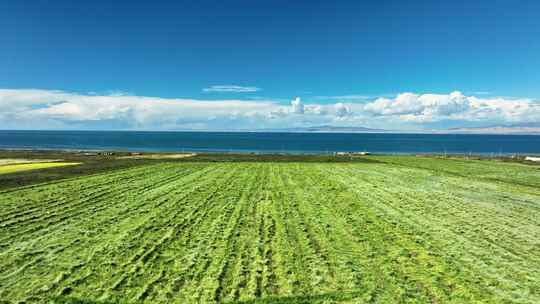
1;157;539;303
0;162;81;174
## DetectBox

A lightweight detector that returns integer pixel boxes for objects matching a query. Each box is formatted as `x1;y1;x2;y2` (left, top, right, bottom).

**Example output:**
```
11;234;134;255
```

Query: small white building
525;156;540;162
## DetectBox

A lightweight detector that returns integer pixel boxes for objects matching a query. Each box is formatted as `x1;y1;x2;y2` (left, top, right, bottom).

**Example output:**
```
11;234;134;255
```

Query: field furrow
0;157;539;303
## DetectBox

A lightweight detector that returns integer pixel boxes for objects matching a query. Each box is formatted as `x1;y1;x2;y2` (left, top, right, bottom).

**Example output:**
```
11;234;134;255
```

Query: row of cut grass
0;157;539;303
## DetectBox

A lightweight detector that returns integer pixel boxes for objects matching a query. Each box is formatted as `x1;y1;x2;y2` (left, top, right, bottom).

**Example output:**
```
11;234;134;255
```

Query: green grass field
0;156;539;303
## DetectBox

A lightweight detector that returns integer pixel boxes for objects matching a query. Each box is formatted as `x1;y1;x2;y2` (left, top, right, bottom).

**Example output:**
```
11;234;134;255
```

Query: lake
0;130;539;155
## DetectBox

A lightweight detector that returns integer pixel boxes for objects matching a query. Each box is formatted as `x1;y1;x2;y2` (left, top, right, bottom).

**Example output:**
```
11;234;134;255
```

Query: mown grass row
0;157;539;303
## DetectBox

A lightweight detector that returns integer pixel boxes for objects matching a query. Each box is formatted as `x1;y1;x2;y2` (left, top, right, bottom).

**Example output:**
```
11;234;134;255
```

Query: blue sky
1;1;540;130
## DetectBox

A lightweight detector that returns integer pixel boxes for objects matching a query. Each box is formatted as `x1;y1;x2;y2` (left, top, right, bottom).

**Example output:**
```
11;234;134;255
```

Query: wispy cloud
314;95;371;101
202;85;261;93
472;91;491;96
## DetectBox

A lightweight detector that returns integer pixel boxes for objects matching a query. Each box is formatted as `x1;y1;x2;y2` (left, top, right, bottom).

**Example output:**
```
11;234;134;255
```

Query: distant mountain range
257;125;540;135
259;125;388;133
440;126;540;135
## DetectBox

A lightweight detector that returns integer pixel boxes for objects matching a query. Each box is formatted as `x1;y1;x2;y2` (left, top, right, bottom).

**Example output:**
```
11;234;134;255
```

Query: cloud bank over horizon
1;89;539;131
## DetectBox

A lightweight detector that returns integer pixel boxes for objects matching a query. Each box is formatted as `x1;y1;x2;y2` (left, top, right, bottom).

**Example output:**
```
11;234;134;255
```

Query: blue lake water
0;130;539;155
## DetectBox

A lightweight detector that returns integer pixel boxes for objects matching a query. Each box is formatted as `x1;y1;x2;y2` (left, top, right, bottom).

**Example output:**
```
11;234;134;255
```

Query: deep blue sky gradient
2;0;540;101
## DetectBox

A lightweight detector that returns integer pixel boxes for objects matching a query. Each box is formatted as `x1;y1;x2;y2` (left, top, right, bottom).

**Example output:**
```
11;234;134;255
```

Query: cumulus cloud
334;103;351;117
202;85;261;93
362;91;540;125
290;97;304;114
1;89;539;130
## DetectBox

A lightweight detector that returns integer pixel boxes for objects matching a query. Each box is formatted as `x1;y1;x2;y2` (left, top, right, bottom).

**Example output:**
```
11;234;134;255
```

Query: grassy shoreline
0;149;537;191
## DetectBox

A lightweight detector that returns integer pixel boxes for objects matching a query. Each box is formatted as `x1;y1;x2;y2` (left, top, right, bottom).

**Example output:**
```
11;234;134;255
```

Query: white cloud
362;91;540;125
290;97;304;114
314;94;371;101
305;104;326;115
202;85;261;93
334;103;351;117
472;91;491;96
0;89;276;130
1;89;539;130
